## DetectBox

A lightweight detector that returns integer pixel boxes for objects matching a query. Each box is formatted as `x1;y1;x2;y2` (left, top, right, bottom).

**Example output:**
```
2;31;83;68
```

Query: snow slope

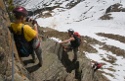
17;0;125;81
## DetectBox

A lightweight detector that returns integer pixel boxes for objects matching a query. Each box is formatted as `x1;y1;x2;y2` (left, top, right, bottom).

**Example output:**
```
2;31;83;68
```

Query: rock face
100;3;125;20
106;3;124;13
22;39;107;81
0;1;12;80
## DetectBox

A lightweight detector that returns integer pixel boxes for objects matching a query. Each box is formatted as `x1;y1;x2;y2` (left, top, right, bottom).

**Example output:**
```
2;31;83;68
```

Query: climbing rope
11;34;15;81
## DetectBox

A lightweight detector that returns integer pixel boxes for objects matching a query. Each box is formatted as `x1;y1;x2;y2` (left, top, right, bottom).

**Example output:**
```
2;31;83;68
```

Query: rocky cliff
0;0;108;81
0;0;31;81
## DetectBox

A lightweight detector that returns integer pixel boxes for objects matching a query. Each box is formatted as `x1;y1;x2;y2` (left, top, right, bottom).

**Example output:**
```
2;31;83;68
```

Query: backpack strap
21;24;25;36
9;24;14;33
9;24;25;35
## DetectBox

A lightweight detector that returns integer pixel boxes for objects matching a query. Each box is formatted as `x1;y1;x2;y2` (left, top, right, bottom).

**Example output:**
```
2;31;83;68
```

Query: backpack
10;25;33;57
74;32;81;38
74;32;81;44
71;32;81;48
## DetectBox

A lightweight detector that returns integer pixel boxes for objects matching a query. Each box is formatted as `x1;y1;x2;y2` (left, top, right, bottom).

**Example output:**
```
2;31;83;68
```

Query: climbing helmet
13;6;28;16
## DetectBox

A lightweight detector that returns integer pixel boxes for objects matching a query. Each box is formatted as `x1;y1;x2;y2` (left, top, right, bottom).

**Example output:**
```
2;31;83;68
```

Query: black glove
32;20;37;25
25;17;33;22
26;17;37;25
25;17;30;22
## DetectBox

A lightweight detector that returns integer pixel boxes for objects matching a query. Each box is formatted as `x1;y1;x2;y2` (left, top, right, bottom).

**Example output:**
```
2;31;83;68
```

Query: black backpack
10;25;33;57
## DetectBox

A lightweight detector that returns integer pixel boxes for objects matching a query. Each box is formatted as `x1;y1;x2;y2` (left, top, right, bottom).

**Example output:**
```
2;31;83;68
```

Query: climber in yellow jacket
10;6;42;66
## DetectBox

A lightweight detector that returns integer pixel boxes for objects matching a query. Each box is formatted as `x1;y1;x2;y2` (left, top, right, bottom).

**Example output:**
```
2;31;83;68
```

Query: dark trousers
64;45;78;61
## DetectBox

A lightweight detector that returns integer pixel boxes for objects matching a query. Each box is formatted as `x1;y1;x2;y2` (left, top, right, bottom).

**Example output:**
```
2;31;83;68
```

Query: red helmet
13;6;28;16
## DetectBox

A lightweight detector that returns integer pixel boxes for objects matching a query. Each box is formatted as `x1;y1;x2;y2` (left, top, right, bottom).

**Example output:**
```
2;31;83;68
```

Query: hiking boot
75;71;81;79
66;66;72;73
72;59;77;63
32;57;37;63
38;61;43;67
32;59;36;63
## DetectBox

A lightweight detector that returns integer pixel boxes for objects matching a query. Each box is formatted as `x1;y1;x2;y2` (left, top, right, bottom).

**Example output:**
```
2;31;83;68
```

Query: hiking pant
73;47;78;60
31;38;42;64
65;45;78;61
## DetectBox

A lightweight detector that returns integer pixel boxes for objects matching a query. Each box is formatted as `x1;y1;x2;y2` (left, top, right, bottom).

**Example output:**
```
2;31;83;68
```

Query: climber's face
22;16;26;23
19;16;26;23
68;32;72;37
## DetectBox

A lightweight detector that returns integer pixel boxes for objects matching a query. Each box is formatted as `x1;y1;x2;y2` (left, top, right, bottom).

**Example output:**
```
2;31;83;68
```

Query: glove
25;17;37;25
25;17;30;22
25;17;33;22
32;20;37;25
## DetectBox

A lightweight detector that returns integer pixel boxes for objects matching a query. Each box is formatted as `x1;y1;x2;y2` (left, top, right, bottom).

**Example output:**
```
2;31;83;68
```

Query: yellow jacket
11;23;37;42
